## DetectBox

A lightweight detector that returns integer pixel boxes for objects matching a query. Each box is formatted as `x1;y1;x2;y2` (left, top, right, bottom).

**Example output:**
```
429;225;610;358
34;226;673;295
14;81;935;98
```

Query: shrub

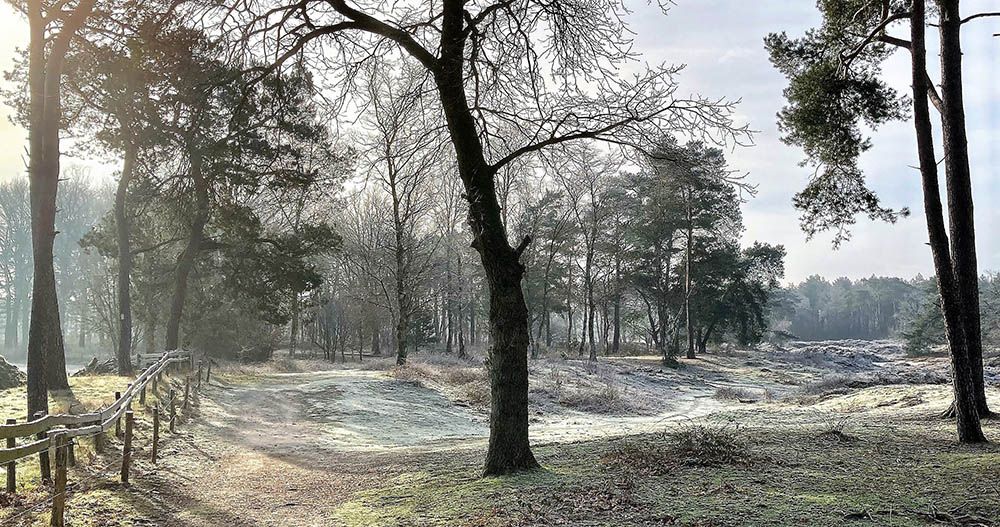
671;424;754;467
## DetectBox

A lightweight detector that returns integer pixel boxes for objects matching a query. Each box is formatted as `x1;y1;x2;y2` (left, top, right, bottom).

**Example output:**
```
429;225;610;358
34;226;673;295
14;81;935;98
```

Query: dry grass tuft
713;386;773;403
390;359;491;408
558;382;629;414
603;424;755;475
802;374;856;395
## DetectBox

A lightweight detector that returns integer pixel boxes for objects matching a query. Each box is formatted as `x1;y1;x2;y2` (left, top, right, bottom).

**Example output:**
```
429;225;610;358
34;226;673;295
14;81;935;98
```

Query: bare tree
364;64;442;365
554;147;620;362
222;0;748;475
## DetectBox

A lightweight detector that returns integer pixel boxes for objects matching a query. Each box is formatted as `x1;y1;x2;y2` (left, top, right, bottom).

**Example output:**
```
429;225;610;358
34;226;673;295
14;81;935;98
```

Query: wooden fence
0;350;209;526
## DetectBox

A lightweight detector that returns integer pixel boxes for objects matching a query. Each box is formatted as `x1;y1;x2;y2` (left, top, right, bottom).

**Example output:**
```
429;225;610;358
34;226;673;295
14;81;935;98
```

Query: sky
0;1;998;283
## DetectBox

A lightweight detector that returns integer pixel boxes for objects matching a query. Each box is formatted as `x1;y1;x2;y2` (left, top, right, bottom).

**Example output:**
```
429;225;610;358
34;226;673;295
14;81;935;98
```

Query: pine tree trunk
77;305;85;349
911;0;984;441
4;287;16;349
938;0;991;418
612;296;621;355
145;268;157;355
26;0;89;407
685;193;695;360
289;293;299;359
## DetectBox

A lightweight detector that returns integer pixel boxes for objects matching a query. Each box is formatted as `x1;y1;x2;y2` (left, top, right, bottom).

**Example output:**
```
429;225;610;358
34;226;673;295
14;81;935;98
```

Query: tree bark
937;0;991;418
456;253;468;359
370;320;380;356
4;285;17;349
165;152;208;351
435;1;538;474
469;295;476;345
114;144;136;375
612;257;621;355
390;170;410;366
144;257;157;355
911;0;984;442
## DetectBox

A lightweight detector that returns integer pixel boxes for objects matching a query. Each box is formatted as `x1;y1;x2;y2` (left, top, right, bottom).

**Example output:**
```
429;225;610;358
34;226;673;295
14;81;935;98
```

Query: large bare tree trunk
165;153;208;351
911;0;984;442
114;145;136;375
434;5;537;472
938;0;991;418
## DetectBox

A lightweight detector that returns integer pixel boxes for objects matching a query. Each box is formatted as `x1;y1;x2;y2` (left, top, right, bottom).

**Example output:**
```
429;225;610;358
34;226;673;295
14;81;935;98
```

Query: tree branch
324;0;439;71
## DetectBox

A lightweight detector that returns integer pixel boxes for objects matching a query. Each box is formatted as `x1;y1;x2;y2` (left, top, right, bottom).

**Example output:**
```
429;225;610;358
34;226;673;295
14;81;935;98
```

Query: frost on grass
713;386;774;402
390;358;491;408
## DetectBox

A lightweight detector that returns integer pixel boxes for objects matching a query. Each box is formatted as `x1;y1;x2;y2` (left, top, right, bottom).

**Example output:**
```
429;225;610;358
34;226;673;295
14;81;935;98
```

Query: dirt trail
136;365;728;526
203;367;723;452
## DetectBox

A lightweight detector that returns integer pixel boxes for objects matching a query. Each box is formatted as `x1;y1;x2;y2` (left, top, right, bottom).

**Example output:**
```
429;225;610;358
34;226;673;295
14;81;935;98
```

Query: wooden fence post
140;383;146;406
5;418;15;493
66;431;75;468
114;392;122;438
151;406;160;463
94;423;105;453
121;411;134;486
49;434;67;527
169;389;176;434
34;412;50;482
183;376;191;411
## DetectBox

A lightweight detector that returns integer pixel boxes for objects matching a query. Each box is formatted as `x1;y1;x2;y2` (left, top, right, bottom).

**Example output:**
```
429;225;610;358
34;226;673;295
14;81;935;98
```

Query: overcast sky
1;1;998;283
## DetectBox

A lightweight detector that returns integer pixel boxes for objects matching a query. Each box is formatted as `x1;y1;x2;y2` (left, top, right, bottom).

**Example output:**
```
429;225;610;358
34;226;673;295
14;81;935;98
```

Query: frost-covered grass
0;374;133;424
0;372;187;521
331;414;1000;527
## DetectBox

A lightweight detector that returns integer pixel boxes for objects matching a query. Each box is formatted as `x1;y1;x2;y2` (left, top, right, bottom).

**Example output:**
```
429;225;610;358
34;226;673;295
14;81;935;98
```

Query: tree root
939;400;995;420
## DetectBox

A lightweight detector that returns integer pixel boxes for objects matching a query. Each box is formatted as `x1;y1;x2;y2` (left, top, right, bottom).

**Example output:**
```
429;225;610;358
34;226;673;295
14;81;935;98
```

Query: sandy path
138;366;726;526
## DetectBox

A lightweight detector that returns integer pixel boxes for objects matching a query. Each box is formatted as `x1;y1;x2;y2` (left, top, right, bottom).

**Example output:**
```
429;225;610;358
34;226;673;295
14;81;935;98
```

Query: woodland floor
2;342;1000;526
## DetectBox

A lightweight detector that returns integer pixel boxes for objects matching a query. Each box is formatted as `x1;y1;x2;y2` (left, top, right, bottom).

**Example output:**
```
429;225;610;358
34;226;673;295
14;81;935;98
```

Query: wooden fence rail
0;350;205;525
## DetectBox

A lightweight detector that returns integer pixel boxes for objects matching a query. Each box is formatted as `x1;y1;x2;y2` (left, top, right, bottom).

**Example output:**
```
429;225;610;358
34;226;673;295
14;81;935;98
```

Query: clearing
3;341;1000;526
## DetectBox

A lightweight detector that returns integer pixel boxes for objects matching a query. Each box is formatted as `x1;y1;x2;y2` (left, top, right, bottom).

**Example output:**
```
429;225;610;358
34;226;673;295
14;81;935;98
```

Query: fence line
0;349;205;526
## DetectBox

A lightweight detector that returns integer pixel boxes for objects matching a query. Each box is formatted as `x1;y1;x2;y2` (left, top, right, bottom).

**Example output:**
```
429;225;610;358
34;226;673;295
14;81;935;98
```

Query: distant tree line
771;275;920;341
771;273;1000;356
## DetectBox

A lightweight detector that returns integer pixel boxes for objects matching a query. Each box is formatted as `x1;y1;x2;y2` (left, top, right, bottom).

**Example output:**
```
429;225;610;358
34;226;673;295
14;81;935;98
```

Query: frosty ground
2;340;999;526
